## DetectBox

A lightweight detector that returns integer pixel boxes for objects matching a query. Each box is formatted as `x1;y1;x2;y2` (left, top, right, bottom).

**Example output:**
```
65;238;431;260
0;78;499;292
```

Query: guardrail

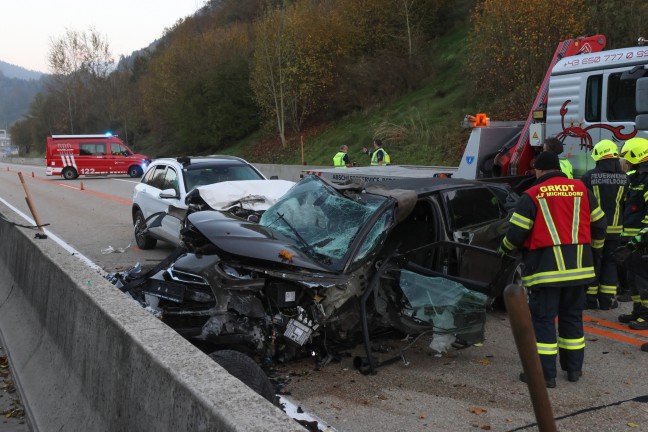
0;203;303;431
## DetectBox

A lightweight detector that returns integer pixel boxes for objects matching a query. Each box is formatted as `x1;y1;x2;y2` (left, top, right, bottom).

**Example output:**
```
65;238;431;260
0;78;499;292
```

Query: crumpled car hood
186;210;332;272
196;179;296;211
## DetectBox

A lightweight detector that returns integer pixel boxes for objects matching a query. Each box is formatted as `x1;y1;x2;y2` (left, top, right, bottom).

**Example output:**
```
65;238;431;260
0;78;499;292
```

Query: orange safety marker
80;182;84;191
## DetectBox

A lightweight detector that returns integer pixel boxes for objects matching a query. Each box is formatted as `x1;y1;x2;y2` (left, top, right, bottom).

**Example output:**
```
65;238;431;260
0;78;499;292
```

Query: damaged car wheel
134;210;157;249
209;350;277;406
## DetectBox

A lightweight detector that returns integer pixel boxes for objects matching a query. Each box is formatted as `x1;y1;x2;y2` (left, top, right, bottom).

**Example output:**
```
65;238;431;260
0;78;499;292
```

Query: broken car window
398;269;489;345
259;176;388;269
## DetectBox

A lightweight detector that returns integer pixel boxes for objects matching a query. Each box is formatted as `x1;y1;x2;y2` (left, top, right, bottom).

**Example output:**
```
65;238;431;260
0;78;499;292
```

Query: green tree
469;0;587;118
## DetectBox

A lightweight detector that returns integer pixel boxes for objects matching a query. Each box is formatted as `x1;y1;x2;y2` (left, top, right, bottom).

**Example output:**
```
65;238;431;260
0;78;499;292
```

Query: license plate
143;280;186;303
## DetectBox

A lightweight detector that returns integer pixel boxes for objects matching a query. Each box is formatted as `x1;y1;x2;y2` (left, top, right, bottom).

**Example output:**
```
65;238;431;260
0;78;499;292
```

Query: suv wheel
134;210;157;249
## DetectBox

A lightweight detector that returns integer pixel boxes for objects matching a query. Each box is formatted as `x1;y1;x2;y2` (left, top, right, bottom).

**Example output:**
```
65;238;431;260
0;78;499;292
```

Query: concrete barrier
0;204;303;431
3;158;328;183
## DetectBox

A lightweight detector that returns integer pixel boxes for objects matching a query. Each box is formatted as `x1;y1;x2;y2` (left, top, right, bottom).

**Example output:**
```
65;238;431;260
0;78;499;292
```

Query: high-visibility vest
524;176;591;250
333;152;347;168
370;148;390;166
560;159;573;179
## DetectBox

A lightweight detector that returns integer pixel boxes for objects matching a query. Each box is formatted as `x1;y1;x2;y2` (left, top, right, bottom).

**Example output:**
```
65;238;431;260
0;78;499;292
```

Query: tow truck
303;35;648;188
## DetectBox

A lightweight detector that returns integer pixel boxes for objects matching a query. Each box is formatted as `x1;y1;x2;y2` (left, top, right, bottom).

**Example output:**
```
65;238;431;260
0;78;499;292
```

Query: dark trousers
528;285;585;379
589;237;620;296
629;252;648;315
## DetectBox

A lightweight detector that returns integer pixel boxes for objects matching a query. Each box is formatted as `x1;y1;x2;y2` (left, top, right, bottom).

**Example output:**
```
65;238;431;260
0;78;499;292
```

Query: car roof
151;155;253;167
365;177;507;197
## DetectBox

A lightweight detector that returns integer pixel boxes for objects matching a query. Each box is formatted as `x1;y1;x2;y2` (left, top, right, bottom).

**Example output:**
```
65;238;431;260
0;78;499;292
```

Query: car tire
128;165;143;178
62;167;78;180
208;349;277;406
134;210;157;249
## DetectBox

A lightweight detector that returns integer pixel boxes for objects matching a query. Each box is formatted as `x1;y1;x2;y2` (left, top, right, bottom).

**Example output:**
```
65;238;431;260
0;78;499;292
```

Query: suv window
163;167;180;194
444;187;501;230
183;163;263;191
146;165;167;189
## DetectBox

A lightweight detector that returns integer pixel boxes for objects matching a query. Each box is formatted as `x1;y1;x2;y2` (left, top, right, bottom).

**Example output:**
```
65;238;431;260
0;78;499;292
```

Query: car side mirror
270;175;279;180
159;188;179;199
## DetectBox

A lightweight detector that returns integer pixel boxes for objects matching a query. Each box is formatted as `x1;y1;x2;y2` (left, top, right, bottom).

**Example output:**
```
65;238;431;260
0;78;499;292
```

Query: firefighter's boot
629;317;648;330
598;294;619;310
585;294;599;310
619;303;641;323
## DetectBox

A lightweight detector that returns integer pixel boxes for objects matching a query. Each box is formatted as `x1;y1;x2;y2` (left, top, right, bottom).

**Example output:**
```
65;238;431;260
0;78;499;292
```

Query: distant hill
0;63;45;127
0;61;44;80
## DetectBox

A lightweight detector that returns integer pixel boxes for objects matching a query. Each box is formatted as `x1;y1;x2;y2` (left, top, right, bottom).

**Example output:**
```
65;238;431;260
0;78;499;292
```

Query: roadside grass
238;25;480;168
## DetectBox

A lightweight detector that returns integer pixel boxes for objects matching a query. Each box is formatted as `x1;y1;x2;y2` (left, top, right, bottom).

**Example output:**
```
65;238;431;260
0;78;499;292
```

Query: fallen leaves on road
479;358;491;365
469;407;488;415
628;422;640;428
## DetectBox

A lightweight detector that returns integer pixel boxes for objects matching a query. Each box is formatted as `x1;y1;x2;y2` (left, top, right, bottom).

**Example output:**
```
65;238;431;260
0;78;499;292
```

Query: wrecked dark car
113;175;519;374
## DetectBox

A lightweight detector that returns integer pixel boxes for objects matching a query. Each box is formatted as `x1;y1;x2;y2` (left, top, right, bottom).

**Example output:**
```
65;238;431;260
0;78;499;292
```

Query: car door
137;164;174;241
109;142;129;174
156;166;184;244
440;186;511;250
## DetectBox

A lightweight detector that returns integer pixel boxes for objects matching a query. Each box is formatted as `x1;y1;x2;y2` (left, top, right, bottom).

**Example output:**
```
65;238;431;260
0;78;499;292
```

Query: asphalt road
1;161;648;432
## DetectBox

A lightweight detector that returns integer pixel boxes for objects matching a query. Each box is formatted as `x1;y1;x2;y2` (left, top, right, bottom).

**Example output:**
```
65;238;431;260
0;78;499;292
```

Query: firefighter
544;137;574;179
362;139;391;166
581;140;628;310
333;145;353;168
617;137;648;329
499;151;606;388
617;137;644;302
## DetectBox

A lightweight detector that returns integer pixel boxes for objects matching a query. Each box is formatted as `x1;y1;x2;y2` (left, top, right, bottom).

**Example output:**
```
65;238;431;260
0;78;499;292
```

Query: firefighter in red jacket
499;151;607;388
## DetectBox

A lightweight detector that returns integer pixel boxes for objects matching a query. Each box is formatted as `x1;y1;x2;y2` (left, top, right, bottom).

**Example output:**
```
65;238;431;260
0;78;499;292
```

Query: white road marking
112;178;140;184
0;196;104;275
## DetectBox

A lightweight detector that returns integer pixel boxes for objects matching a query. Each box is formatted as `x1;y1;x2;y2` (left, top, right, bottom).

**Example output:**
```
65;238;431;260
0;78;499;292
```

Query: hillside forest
9;0;648;166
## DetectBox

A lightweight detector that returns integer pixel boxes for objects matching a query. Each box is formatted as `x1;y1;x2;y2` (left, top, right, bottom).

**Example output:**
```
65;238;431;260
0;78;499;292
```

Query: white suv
132;156;266;249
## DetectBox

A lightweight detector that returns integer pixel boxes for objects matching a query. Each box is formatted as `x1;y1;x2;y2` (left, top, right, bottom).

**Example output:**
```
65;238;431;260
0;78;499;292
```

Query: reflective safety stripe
643;190;648;202
510;212;533;230
577;244;583;267
600;285;616;295
503;236;516;251
613;187;624;228
538;199;561;244
522;267;596;287
607;225;623;234
572;196;581;243
591;238;605;249
558;336;585;350
623;228;642;235
537;342;558;355
642;299;648;308
632;295;641;304
552;246;566;271
591;206;605;222
586;286;598;295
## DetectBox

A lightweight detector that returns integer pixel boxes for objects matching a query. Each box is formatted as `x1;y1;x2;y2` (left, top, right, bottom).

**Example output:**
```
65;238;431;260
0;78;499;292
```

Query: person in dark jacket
617;137;648;330
581;140;628;310
499;151;607;388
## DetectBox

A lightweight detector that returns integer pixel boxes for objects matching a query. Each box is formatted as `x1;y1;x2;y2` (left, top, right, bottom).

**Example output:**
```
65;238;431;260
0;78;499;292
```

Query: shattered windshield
259;176;388;269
